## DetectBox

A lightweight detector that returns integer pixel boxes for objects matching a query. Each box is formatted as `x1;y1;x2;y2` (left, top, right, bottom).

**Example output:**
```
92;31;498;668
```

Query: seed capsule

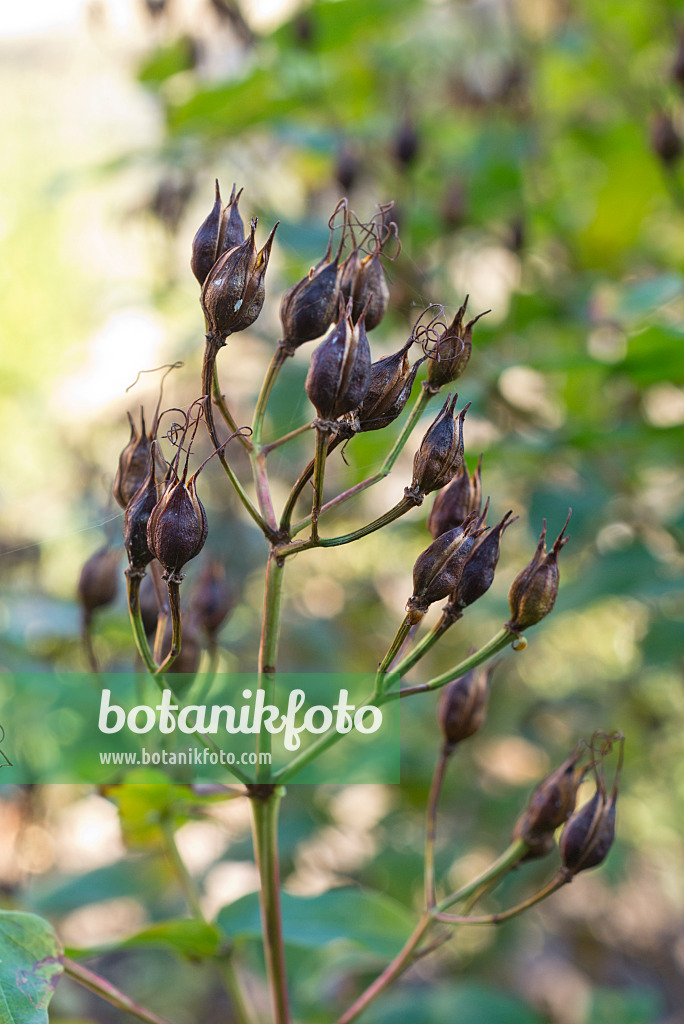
78;546;120;615
280;254;340;352
340;249;390;331
427;455;482;537
123;459;158;574
512;747;585;860
425;297;489;393
448;507;517;614
191;181;245;287
305;296;372;421
192;560;235;638
560;789;617;876
200;216;277;339
113;410;152;509
507;511;571;633
147;470;208;584
355;338;422;431
408;395;469;497
438;665;490;752
407;512;482;622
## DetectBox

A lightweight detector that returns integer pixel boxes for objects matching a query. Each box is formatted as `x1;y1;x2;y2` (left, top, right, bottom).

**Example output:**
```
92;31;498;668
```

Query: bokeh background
1;0;684;1021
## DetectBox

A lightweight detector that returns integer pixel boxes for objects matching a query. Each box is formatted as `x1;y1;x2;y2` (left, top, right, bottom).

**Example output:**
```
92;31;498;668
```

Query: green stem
437;839;529;912
213;363;253;452
161;817;257;1024
384;612;453;690
434;872;567;925
149;560;170;665
375;615;412;695
277;494;421;559
127;570;158;674
63;958;174;1024
425;747;451;909
202;336;278;542
263;420;314;454
252;346;288;448
388;627;516;699
311;425;330;542
154;580;181;676
251;789;290;1024
335;913;432;1024
256;552;285;782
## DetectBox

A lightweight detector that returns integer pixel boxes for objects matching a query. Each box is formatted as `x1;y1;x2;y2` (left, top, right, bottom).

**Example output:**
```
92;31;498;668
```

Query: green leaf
67;919;222;961
361;983;543;1024
218;887;415;958
0;911;63;1024
137;37;196;86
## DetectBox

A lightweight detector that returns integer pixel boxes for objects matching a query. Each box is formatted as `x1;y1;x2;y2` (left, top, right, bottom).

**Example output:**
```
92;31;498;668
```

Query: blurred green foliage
2;0;684;1022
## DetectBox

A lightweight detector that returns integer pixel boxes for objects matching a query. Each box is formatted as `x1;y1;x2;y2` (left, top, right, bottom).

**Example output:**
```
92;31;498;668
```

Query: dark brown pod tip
191;181;245;287
340;248;390;331
438;664;490;752
512;746;585;860
355;338;422;432
407;511;483;622
147;470;209;584
304;295;372;422
408;395;469;497
560;732;623;876
113;409;152;509
427;454;483;538
506;510;571;634
448;506;517;614
78;546;120;616
425;296;490;393
192;560;235;638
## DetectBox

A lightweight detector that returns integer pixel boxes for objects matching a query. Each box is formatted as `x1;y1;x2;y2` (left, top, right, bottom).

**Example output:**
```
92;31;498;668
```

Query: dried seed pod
139;573;159;637
305;296;372;421
123;460;158;574
147;470;209;584
280;253;340;352
507;511;571;633
448;507;517;614
335;144;358;192
427;455;482;537
560;789;617;876
407;512;482;622
200;216;277;338
78;546;120;615
408;395;469;497
651;111;682;166
113;410;153;509
191;181;245;287
355;338;422;431
425;297;489;393
512;747;585;860
192;560;235;638
438;665;490;751
394;117;420;168
340;249;390;331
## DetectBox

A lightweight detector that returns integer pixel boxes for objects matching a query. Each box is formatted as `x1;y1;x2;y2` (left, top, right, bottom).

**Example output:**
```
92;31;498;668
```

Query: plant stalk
256;552;285;781
63;958;174;1024
251;789;290;1024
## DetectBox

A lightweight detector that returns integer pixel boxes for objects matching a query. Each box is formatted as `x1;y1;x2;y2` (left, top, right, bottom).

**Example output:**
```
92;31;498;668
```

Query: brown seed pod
340;249;390;331
560;732;623;876
78;546;120;616
147;470;208;584
438;665;490;752
113;410;152;510
123;459;158;575
407;511;483;622
192;560;235;638
200;216;278;338
425;296;489;393
280;253;340;352
507;511;571;633
512;746;585;860
305;295;372;422
427;455;482;537
408;395;469;497
354;338;422;431
448;507;517;614
191;181;245;287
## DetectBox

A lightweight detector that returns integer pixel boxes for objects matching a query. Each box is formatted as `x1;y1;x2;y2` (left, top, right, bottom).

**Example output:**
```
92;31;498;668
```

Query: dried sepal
113;410;152;509
407;510;483;622
507;511;571;633
448;506;517;614
279;233;340;352
354;337;423;431
123;458;159;574
560;732;624;876
512;745;586;860
191;180;245;287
